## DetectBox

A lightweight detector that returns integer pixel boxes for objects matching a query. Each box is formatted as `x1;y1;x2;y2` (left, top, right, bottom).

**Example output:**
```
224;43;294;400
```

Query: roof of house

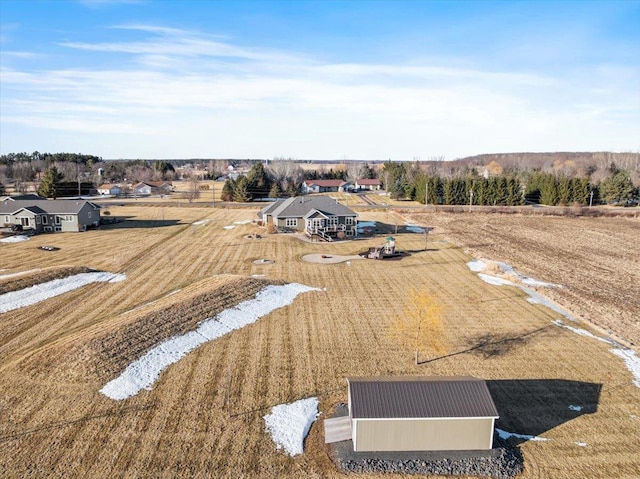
347;376;499;420
134;181;172;188
268;195;357;219
0;199;100;215
259;201;282;216
304;179;347;187
98;184;120;189
1;194;44;201
356;178;381;185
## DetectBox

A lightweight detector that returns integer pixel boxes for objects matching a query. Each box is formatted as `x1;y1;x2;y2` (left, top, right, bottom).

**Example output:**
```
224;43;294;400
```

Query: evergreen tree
245;162;271;199
506;176;523;206
286;180;298;197
414;175;427;204
221;179;235;202
473;178;488;205
557;175;573;205
232;176;251;202
268;182;283;198
600;171;635;204
540;175;559;205
426;176;441;205
37;166;64;198
0;180;5;196
571;177;591;205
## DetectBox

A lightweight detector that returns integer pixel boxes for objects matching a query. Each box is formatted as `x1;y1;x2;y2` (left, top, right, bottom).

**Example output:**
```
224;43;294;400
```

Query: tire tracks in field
0;215;212;372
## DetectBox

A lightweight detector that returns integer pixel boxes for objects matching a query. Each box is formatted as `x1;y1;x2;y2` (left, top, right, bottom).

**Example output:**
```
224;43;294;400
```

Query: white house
97;184;122;196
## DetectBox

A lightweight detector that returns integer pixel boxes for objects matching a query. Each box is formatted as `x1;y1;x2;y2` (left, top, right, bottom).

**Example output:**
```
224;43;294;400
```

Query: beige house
355;178;382;190
259;196;357;241
325;377;499;452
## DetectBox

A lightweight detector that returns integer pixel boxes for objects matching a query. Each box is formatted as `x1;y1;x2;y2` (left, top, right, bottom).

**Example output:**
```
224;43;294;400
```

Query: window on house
88;212;91;218
36;216;41;224
346;217;354;225
327;216;338;226
42;216;48;224
55;216;61;225
285;218;297;227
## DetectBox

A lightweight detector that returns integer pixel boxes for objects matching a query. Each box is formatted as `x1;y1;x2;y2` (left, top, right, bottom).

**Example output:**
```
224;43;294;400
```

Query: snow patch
610;348;640;388
575;441;588;447
0;272;127;313
467;258;559;288
233;219;252;225
553;321;639;388
553;320;618;345
466;260;487;272
192;219;212;225
405;223;425;233
478;274;516;287
495;261;560;288
100;283;320;400
527;292;577;321
0;235;30;243
223;225;235;230
496;428;549;442
568;405;583;412
263;397;319;456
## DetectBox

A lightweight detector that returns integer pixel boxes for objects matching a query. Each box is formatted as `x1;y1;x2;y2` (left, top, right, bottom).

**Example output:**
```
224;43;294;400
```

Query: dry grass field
401;210;640;349
1;204;639;478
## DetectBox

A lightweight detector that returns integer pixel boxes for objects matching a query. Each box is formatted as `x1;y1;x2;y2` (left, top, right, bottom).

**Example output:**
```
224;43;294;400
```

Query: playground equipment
360;236;403;260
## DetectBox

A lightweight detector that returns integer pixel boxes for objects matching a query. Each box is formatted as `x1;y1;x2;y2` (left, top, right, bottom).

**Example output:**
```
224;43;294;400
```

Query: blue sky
1;0;639;160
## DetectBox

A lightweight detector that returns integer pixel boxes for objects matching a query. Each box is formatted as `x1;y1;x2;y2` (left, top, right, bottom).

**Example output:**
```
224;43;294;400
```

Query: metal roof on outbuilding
348;376;499;419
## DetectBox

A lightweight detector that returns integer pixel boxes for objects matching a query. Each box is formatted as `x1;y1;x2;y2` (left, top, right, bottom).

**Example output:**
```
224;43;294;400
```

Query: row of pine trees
382;161;636;206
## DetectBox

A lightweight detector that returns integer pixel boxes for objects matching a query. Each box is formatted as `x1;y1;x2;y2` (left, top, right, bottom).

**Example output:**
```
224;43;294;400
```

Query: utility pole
425;180;428;207
76;162;81;196
589;190;594;208
469;188;474;212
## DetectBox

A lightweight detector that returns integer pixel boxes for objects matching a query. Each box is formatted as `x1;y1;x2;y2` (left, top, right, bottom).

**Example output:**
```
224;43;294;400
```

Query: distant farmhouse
325;377;499;452
259;196;357;241
97;184;122;196
133;181;173;196
1;198;101;233
355;178;382;191
302;179;350;194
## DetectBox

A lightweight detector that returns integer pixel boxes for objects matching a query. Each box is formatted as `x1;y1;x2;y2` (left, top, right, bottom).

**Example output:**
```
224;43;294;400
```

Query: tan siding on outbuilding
353;417;495;452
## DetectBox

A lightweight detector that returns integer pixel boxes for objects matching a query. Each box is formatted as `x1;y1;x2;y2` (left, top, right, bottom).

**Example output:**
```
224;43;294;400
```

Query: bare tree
387;289;446;364
186;175;201;203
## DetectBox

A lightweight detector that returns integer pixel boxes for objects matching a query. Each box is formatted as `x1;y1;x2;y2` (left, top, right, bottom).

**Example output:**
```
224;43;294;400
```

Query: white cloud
1;24;638;158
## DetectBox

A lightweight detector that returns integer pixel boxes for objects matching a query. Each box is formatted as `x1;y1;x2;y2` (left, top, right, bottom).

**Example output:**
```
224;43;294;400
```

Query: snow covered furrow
100;283;320;400
0;272;126;313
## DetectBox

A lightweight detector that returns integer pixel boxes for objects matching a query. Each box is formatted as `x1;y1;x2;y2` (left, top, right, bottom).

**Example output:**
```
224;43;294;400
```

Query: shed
346;376;498;452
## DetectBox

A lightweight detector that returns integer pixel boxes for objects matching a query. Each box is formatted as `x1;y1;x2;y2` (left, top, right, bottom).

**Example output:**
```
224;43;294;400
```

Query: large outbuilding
326;376;499;452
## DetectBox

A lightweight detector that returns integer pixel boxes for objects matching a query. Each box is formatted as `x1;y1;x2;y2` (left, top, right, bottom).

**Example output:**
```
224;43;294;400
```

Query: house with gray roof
1;198;101;233
259;196;357;241
302;179;349;194
325;376;499;452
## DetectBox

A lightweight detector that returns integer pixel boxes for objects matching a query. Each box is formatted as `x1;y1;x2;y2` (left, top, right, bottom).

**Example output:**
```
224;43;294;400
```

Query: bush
266;222;277;234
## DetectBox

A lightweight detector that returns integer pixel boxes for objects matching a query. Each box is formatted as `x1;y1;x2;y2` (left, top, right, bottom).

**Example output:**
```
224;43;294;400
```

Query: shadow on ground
487;379;601;445
99;217;181;229
419;326;555;364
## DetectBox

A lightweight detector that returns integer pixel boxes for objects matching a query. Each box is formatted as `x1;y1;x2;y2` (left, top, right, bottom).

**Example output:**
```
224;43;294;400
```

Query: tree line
381;161;638;206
